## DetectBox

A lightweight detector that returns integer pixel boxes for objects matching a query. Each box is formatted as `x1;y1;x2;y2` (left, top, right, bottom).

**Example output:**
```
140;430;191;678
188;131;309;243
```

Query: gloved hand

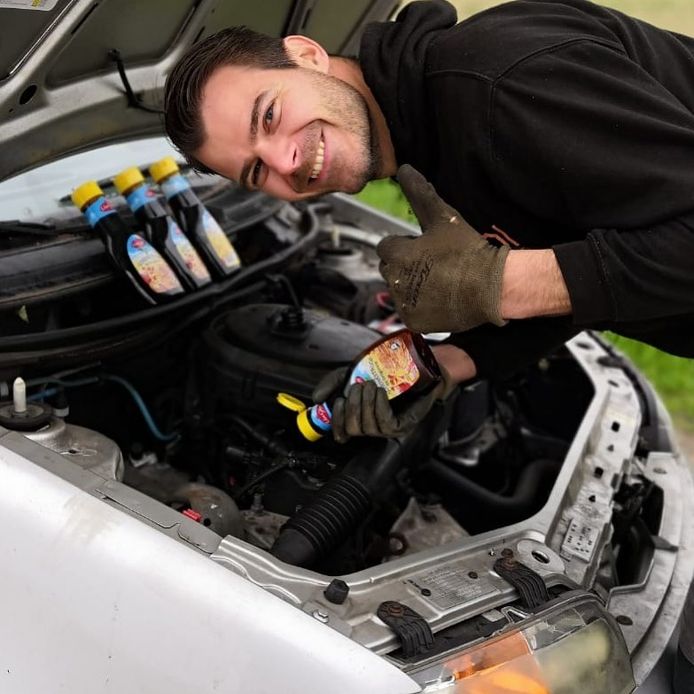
377;164;510;333
312;363;456;443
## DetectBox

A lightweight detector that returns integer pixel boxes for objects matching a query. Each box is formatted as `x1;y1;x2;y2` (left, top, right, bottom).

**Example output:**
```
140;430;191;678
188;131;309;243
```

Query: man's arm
490;40;694;327
501;249;571;320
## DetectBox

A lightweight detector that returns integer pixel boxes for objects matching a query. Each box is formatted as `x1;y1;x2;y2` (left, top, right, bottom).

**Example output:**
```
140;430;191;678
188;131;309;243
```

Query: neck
328;56;397;178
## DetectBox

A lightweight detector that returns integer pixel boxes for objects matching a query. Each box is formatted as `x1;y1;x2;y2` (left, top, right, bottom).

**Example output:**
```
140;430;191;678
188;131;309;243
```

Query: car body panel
0;429;418;693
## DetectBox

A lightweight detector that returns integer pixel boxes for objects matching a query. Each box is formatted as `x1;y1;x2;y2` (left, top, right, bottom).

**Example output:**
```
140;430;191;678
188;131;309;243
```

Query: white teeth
310;138;325;181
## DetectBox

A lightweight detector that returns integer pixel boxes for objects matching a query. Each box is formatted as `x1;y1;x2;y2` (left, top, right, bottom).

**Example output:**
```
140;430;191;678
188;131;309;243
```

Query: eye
264;101;275;129
251;159;263;187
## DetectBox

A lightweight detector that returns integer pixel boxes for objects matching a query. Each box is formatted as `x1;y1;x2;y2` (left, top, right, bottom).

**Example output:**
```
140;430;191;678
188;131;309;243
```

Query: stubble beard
305;68;382;193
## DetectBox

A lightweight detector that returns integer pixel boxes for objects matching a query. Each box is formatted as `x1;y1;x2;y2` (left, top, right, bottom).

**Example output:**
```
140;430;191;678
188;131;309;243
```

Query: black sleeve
445;316;580;382
489;39;694;327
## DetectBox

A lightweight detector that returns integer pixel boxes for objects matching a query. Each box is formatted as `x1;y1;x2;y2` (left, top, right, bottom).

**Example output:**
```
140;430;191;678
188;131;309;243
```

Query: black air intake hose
271;475;371;566
271;439;404;567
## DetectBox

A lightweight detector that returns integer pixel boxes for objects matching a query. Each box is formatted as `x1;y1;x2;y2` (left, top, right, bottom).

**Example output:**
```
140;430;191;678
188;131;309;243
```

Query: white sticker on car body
561;518;602;561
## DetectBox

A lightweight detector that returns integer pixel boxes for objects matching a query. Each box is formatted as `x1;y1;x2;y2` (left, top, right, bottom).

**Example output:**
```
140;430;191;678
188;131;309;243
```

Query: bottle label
309;402;333;431
161;173;190;199
126;234;183;295
168;219;211;283
201;209;241;270
85;196;116;227
126;184;157;212
348;332;420;399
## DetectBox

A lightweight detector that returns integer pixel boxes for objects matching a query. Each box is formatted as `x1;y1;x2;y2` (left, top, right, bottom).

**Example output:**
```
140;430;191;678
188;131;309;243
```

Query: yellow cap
71;181;104;210
149;156;180;183
296;409;323;442
276;393;323;441
113;167;145;195
276;392;306;413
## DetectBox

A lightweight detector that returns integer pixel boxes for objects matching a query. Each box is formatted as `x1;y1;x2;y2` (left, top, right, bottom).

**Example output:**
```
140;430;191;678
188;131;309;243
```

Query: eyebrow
239;90;269;189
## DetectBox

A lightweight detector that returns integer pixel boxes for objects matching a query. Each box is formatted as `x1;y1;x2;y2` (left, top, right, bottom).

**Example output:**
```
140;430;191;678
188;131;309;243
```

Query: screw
312;609;329;623
501;548;514;558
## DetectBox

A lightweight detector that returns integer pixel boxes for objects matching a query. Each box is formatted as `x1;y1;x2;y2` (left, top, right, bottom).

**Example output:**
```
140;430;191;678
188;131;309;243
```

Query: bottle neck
83;196;116;228
125;182;157;213
161;173;199;207
160;173;190;198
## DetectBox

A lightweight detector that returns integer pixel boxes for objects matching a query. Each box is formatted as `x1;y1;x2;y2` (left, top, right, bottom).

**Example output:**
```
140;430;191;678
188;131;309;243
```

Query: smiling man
164;0;694;445
166;31;396;200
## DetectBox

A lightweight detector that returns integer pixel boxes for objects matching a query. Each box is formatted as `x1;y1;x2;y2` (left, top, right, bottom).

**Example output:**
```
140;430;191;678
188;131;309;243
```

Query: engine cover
201;304;378;421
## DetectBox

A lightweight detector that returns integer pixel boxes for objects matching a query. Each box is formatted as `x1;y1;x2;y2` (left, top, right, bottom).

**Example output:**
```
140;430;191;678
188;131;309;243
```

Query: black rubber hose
271;439;405;567
427;458;561;528
271;474;372;566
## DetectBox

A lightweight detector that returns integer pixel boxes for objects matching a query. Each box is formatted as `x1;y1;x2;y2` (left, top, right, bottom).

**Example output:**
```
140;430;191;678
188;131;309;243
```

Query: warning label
561;518;602;561
408;565;500;610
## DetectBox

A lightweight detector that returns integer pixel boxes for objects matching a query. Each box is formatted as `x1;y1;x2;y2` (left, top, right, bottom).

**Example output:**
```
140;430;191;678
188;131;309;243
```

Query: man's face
196;64;379;201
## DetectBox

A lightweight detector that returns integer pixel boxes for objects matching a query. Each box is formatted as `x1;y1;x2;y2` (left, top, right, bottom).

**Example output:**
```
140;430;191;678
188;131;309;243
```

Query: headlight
409;597;635;693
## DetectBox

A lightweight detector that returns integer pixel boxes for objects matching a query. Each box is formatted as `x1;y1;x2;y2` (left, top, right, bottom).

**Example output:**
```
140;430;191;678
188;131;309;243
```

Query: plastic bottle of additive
278;329;441;441
148;157;241;278
71;181;185;305
113;167;212;291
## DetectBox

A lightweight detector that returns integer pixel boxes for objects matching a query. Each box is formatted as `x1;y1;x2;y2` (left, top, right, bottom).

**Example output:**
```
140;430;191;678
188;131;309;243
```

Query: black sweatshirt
360;0;694;379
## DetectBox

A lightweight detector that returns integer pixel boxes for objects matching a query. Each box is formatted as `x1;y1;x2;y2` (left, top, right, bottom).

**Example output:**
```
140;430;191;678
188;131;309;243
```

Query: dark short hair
164;26;296;172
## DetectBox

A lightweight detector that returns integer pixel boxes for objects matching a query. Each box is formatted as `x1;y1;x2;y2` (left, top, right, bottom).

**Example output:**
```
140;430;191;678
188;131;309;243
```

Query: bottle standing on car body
113;167;212;291
279;329;442;441
149;157;242;278
71;181;185;305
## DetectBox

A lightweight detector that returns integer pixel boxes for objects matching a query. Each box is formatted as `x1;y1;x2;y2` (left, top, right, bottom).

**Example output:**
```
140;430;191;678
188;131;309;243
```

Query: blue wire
26;374;178;443
101;375;179;443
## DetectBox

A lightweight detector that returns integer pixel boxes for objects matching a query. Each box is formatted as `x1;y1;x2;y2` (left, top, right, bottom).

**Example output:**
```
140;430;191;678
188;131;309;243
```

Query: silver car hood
0;0;397;182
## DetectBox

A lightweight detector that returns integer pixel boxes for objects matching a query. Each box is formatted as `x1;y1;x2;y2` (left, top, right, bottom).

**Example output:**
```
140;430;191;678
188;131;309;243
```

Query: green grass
355;181;694;429
355;178;417;224
607;335;694;432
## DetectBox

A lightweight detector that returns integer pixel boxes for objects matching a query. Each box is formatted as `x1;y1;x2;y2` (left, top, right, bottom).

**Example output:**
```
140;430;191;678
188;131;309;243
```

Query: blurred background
355;0;694;440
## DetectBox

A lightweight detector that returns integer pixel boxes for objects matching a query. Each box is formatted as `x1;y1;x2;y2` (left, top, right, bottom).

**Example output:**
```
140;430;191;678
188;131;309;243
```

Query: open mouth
308;134;325;183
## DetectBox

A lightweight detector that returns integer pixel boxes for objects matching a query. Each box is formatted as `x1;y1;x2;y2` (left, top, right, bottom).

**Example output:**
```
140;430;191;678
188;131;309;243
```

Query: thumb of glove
312;366;349;404
397;164;459;230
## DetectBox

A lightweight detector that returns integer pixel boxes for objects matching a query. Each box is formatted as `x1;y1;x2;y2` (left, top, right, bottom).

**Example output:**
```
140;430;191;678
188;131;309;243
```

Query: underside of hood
0;0;397;182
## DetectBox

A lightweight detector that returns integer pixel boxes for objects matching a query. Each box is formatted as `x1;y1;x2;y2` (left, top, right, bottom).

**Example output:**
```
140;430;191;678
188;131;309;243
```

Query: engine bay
0;171;596;575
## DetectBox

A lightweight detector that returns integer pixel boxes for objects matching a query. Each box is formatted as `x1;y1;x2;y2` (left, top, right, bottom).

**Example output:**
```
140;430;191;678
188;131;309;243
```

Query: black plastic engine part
427;458;561;531
0;400;52;431
493;557;550;609
201;303;378;421
324;578;350;605
377;601;434;658
271;438;406;567
424;459;561;532
271;474;371;566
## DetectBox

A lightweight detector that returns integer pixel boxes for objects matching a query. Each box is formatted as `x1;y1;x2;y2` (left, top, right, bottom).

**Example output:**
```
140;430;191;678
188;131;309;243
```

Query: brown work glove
377;165;509;333
312;364;456;443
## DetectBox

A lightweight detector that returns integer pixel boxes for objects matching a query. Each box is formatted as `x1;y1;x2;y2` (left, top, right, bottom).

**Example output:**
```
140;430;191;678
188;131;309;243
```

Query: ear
283;35;329;72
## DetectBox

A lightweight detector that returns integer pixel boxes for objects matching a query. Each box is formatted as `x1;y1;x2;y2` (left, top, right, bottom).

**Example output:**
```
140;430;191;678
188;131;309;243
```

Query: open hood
0;0;397;183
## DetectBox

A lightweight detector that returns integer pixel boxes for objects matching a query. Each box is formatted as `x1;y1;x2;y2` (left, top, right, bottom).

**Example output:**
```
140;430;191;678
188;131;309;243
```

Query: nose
258;137;300;177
